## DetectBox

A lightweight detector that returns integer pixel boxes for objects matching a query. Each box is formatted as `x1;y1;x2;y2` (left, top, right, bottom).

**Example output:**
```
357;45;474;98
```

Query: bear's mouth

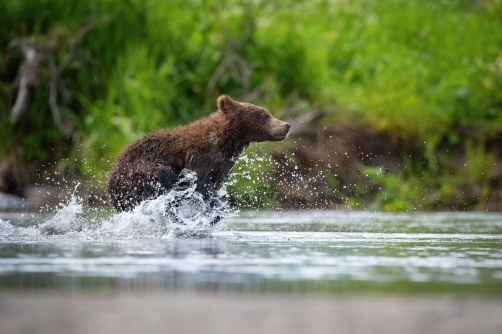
272;129;290;141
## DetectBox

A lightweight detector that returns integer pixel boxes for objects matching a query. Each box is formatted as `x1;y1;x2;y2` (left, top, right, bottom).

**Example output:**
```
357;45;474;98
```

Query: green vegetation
363;138;498;211
1;0;501;210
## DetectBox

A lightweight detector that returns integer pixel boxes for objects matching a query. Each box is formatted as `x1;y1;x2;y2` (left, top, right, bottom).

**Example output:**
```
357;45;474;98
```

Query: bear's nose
286;123;291;130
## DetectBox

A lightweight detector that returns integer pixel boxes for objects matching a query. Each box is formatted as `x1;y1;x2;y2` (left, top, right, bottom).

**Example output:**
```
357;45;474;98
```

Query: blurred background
1;0;502;212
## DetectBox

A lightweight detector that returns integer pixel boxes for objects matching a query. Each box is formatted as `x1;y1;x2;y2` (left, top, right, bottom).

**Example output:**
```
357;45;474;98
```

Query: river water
0;206;501;294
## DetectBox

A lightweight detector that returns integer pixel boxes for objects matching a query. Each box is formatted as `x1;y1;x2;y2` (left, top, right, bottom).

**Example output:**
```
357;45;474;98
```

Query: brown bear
107;95;290;214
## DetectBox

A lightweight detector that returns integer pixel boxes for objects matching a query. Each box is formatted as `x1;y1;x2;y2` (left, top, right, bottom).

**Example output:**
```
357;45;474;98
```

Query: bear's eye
262;114;269;120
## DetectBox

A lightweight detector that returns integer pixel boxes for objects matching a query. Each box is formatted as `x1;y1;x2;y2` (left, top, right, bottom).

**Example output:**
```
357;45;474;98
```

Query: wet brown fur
107;95;290;212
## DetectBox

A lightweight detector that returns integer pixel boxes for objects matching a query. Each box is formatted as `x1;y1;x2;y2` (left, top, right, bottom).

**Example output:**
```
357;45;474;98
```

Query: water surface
1;209;501;294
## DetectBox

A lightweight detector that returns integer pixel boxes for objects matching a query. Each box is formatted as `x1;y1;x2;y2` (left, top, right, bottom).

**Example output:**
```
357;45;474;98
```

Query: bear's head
217;95;291;143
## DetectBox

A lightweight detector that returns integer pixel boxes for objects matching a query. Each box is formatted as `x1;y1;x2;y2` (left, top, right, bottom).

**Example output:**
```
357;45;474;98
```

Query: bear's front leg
152;165;186;225
155;165;179;192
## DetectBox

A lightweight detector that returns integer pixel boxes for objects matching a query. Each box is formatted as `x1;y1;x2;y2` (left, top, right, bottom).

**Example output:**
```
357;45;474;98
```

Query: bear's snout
269;119;291;141
283;122;291;137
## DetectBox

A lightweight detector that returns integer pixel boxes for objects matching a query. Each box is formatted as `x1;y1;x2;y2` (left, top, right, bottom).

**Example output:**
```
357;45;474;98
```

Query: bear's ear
217;94;238;114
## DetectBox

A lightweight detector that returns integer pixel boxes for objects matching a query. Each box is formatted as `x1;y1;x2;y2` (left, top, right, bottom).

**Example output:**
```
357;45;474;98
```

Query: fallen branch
206;5;258;101
287;110;326;137
9;41;44;123
8;15;101;134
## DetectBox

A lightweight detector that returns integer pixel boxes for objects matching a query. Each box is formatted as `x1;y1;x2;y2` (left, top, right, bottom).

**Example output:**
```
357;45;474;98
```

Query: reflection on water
0;210;501;293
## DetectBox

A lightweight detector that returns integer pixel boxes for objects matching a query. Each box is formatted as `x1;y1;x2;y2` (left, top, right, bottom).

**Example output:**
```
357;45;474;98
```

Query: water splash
39;196;84;235
97;170;229;239
2;170;230;240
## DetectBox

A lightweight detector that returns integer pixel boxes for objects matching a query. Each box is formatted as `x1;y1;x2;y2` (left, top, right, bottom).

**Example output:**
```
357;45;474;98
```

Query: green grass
1;0;501;208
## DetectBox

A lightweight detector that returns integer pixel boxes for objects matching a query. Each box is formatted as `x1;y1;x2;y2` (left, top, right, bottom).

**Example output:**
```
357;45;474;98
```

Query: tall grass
1;0;501;205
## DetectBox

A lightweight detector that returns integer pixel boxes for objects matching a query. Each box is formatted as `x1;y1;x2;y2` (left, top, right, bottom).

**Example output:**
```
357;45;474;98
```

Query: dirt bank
1;125;501;212
270;124;502;211
1;292;501;334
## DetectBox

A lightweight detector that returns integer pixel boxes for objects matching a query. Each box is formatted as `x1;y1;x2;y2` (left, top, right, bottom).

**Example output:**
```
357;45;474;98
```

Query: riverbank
1;123;501;212
227;123;502;212
2;0;502;213
1;292;501;334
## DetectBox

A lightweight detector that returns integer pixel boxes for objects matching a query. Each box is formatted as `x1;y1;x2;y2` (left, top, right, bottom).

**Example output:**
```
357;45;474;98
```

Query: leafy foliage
1;0;501;209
